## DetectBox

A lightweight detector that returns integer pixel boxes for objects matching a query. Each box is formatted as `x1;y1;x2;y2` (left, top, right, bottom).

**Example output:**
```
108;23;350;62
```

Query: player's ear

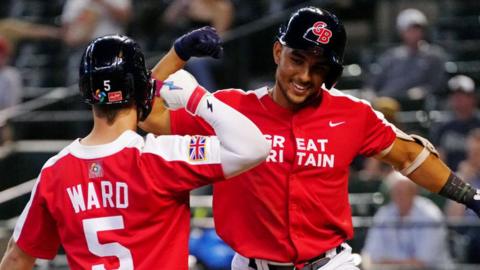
273;41;282;65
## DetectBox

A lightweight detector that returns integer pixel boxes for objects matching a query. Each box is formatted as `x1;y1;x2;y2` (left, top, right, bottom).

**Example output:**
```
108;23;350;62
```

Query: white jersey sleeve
143;133;221;164
142;134;224;193
163;70;270;178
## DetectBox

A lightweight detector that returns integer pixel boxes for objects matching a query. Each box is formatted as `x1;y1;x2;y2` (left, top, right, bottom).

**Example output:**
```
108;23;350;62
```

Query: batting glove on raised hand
158;69;207;115
174;26;223;61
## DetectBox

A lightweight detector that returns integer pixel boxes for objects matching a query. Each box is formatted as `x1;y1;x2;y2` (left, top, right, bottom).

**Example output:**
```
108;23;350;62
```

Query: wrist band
186;86;207;114
439;172;476;205
154;80;163;97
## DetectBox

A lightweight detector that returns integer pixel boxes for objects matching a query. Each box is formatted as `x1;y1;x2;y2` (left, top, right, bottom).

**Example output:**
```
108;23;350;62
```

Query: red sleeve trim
186;86;207;114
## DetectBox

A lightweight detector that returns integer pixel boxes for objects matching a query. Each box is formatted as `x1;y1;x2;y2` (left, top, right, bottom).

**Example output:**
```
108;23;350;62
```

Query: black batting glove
466;189;480;217
174;26;223;61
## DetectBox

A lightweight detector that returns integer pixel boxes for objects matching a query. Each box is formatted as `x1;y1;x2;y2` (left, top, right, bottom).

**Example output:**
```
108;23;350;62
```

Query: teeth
293;82;306;90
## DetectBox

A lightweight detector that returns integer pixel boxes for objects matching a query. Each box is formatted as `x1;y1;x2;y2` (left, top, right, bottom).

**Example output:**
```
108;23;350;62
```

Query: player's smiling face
272;41;330;110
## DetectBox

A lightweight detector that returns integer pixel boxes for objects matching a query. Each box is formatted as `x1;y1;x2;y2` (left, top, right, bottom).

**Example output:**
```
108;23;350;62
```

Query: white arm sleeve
195;94;270;178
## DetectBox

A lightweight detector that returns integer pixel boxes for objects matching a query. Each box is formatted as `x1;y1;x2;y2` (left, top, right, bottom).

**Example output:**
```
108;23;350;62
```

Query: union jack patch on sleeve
189;136;207;161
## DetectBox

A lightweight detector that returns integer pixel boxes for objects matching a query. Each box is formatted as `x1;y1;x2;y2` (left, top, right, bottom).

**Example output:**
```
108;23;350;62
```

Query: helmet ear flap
79;70;93;103
134;71;154;121
125;73;135;101
137;86;154;121
325;65;343;89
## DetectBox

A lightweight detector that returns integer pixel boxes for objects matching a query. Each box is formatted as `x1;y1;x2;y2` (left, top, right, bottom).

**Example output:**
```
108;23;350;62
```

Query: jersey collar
68;130;142;159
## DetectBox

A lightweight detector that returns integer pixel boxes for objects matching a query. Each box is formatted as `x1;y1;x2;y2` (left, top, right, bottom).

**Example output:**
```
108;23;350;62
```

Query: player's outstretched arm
378;137;480;217
140;26;223;135
0;238;36;270
158;69;270;178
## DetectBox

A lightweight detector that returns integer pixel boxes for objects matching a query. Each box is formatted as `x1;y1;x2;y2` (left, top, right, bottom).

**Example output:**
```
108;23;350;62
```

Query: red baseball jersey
14;130;224;270
170;87;396;263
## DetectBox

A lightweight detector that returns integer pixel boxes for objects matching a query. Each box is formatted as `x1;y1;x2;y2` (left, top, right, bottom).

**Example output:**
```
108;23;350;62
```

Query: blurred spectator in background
364;8;448;109
163;0;233;36
362;171;453;270
373;96;403;128
61;0;132;48
0;0;133;86
0;19;60;52
431;75;480;171
162;0;234;91
61;0;132;84
355;97;402;183
445;128;480;263
0;35;21;145
0;35;21;110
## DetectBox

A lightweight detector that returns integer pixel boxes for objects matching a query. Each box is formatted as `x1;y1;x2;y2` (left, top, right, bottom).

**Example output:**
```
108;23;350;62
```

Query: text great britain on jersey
265;134;335;168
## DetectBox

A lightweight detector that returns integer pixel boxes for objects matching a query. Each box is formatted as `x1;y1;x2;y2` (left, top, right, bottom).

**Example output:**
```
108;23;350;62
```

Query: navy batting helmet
278;7;346;89
79;35;154;121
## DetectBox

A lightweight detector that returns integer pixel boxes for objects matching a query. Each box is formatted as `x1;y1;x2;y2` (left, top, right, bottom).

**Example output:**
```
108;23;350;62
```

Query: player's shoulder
44;131;144;170
325;88;374;111
41;146;72;172
213;86;267;104
214;86;267;98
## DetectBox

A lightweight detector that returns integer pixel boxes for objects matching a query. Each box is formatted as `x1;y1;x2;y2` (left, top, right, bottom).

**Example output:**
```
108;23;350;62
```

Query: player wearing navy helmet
142;6;480;270
277;7;345;90
0;29;269;270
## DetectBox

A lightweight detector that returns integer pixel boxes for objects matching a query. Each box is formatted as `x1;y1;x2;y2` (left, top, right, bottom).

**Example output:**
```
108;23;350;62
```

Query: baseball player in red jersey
0;30;270;270
141;7;480;270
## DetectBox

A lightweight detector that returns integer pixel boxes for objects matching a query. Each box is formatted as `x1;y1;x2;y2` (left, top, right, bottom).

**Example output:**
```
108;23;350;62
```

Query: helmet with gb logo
277;7;346;89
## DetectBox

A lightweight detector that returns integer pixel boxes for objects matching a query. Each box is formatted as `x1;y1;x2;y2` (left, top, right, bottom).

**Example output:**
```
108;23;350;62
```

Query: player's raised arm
376;132;480;217
159;69;270;177
139;26;223;135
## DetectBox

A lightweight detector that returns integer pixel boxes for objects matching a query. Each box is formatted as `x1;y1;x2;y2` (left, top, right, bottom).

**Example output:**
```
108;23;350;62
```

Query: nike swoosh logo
329;121;345;127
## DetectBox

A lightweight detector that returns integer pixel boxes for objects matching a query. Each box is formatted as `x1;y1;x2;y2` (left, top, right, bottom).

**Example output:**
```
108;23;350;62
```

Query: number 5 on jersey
83;216;133;270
